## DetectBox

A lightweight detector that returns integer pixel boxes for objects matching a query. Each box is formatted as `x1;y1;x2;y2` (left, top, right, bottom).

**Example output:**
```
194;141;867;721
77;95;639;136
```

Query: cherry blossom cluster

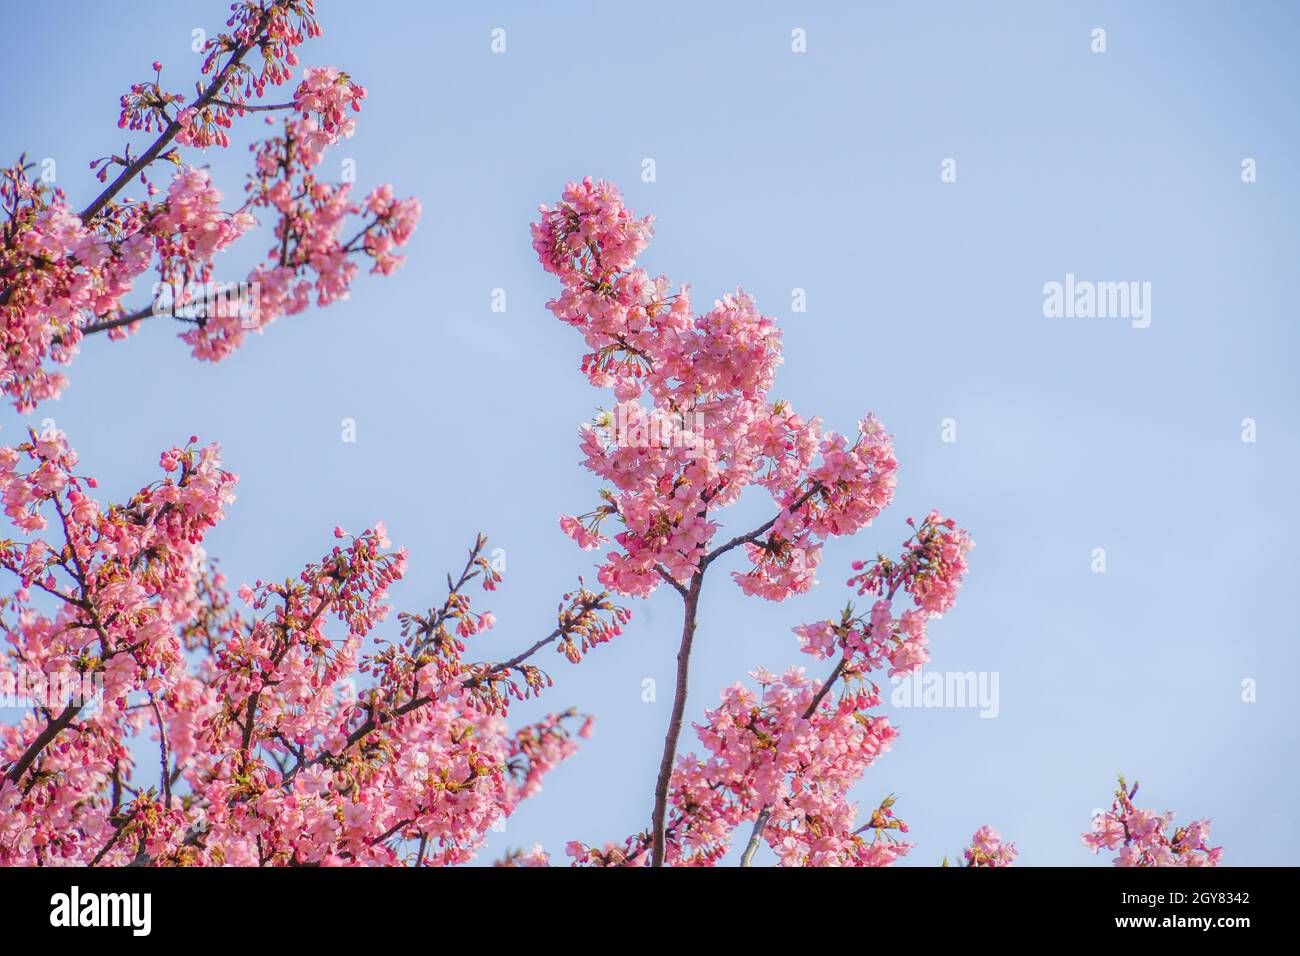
148;168;257;306
0;0;418;409
161;530;609;866
561;664;913;869
794;511;973;676
848;510;973;616
666;667;912;867
0;430;237;691
218;114;421;361
535;178;897;600
292;66;366;152
0;431;236;862
117;62;189;140
1082;776;1221;867
959;825;1018;867
0;429;626;866
173;0;322;150
0;166;154;410
533;182;995;867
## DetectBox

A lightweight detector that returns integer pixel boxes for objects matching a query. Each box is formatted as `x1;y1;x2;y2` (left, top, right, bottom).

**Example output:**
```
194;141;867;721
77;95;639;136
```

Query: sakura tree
0;0;1223;864
531;177;976;865
0;428;628;864
529;177;1222;867
0;419;1219;866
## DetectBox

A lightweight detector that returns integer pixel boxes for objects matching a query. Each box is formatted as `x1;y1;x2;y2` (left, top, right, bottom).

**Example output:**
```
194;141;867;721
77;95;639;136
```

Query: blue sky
3;0;1298;865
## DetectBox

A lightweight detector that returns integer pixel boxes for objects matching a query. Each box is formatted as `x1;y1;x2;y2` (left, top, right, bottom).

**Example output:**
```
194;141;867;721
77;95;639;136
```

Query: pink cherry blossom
0;432;627;865
1083;776;1221;867
1;0;417;409
961;825;1018;867
292;66;366;151
534;178;899;603
532;182;987;864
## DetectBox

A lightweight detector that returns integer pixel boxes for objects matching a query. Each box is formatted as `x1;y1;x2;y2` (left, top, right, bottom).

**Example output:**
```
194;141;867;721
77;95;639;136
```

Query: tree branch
88;807;139;867
283;615;579;787
650;571;702;867
3;703;81;785
148;692;172;809
655;563;688;598
211;99;295;112
79;11;272;224
739;809;770;867
704;482;822;567
80;305;154;336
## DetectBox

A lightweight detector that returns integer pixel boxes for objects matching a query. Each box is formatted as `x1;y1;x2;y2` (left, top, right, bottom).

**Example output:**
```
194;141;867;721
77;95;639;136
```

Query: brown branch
655;563;688;598
645;482;824;866
369;817;414;847
649;571;702;867
704;482;822;566
148;693;172;809
88;808;139;867
739;809;770;867
804;656;847;717
284;616;577;787
4;703;81;785
78;11;273;224
211;99;295;112
80;305;153;336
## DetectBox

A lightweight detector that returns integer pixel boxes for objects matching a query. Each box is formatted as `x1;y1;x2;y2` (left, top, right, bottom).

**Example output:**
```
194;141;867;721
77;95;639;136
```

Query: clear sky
3;0;1297;865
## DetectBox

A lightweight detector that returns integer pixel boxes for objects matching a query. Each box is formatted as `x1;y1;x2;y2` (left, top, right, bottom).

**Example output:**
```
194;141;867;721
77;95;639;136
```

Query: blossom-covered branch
1083;776;1221;867
532;179;953;864
0;0;419;411
0;428;626;866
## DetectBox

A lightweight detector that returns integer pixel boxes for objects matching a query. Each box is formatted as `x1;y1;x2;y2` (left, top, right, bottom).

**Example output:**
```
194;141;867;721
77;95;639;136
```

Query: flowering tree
0;429;629;864
528;178;1221;867
532;178;987;865
0;421;1219;866
0;0;419;413
0;0;1223;865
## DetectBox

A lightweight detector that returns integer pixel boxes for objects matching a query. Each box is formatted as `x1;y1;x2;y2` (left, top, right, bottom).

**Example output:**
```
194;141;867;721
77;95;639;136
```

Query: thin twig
79;11;272;223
